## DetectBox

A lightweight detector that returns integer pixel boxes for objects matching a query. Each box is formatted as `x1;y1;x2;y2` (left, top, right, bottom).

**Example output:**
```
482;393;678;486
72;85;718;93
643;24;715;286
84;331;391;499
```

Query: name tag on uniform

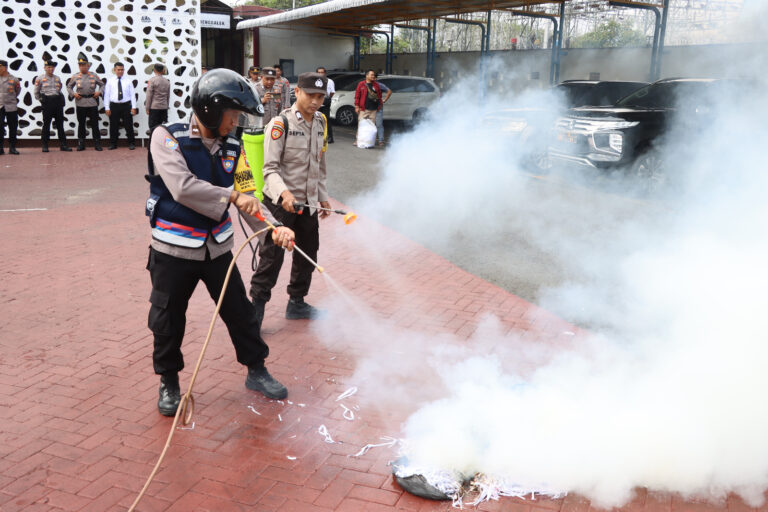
288;130;305;137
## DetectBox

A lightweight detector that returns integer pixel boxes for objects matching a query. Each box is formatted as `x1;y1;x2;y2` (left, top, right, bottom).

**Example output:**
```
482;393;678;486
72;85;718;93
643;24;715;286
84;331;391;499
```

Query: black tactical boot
42;142;49;153
0;145;4;155
245;366;287;399
77;139;85;151
285;297;325;320
60;145;72;152
157;373;181;416
94;141;102;152
252;297;266;325
9;145;19;155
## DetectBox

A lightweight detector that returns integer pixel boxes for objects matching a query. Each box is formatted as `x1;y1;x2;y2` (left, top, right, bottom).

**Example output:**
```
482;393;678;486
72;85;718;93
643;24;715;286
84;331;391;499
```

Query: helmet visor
238;109;264;131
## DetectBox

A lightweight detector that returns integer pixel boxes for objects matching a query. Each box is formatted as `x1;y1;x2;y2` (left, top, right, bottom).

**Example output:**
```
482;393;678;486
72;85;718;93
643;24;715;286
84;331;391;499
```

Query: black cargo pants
41;94;67;146
249;195;320;303
0;108;18;147
147;247;269;376
76;106;101;142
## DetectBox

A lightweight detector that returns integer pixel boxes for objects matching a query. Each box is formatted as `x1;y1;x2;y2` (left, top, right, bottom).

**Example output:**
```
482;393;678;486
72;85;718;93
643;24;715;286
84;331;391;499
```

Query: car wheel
631;151;666;194
412;108;428;123
336;106;356;127
530;149;552;173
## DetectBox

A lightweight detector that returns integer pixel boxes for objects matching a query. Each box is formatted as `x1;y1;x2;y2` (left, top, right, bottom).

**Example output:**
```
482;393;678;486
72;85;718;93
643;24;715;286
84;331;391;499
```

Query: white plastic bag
356;118;377;148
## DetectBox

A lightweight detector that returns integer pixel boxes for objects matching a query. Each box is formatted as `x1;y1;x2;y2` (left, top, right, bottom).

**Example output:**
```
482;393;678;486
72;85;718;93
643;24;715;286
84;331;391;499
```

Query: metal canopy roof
236;0;565;31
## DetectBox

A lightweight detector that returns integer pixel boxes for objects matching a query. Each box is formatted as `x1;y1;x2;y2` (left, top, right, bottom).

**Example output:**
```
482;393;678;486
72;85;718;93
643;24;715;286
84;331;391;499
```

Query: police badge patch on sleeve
221;156;235;173
271;121;285;140
164;136;179;150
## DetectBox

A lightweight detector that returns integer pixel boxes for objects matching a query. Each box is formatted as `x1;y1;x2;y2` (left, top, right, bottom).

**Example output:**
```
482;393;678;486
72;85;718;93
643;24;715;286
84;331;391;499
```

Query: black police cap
296;72;327;94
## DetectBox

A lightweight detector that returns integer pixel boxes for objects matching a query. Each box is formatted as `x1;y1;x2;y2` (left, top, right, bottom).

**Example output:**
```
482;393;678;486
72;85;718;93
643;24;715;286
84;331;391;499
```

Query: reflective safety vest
146;123;241;248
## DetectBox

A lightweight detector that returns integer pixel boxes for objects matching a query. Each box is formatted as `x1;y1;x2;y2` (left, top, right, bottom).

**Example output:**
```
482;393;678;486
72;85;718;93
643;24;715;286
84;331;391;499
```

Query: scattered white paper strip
318;424;335;444
349;436;398;457
247;406;261;416
336;386;358;401
340;404;355;420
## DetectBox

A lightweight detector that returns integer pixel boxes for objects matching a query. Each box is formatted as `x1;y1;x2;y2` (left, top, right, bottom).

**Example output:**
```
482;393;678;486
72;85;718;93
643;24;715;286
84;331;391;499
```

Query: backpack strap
318;112;328;153
280;113;290;159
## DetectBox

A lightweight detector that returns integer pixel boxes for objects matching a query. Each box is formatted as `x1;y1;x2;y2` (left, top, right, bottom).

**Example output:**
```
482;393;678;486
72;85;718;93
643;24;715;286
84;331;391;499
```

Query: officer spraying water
145;69;296;417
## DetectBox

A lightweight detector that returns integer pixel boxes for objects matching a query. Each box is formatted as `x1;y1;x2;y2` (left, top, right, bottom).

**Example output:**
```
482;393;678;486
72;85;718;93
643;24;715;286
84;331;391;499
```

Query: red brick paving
0;147;753;511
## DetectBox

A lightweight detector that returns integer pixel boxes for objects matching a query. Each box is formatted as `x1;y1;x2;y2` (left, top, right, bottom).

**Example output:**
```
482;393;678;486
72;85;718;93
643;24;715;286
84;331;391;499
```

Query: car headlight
597;120;639;129
331;96;339;103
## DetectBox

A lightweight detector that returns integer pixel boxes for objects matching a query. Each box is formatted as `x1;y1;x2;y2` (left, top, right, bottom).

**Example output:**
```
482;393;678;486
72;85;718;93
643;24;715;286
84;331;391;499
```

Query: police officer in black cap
146;68;296;416
34;54;71;152
249;72;331;321
0;59;21;155
67;53;104;151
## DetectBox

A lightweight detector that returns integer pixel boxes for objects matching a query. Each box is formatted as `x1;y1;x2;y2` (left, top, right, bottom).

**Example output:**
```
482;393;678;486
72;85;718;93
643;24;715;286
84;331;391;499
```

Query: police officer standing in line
66;53;104;151
235;66;263;140
145;63;171;132
250;72;331;321
103;62;137;150
273;64;291;107
34;55;71;152
146;68;296;416
254;67;282;126
246;65;260;86
316;66;335;144
0;59;21;155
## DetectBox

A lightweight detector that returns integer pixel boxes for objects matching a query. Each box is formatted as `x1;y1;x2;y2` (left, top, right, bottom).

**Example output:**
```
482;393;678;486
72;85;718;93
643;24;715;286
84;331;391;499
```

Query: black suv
487;80;647;171
548;78;731;188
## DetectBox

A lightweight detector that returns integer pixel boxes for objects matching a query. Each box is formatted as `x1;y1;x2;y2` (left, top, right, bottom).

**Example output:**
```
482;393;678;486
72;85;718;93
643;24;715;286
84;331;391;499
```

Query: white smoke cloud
315;44;768;507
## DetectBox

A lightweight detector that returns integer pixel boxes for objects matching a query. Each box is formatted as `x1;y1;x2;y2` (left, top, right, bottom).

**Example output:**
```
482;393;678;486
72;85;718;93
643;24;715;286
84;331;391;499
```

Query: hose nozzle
294;202;357;224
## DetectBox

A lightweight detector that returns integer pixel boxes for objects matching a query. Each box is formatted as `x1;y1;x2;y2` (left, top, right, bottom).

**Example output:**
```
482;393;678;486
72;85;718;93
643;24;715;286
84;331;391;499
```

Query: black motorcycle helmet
191;68;262;135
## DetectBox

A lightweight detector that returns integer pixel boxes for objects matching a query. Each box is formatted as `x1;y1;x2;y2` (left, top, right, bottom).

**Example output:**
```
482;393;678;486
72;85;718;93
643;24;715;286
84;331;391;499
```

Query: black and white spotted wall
0;0;201;140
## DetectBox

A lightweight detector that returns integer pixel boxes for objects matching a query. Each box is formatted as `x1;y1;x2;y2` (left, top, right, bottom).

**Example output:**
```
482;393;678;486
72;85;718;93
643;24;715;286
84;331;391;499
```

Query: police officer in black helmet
146;68;296;417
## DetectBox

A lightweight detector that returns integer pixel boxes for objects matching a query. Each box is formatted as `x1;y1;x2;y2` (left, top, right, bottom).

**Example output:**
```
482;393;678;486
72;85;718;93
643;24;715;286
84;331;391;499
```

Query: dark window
279;59;294;82
336;74;365;91
617;81;713;109
557;83;594;107
384;78;432;93
414;80;435;92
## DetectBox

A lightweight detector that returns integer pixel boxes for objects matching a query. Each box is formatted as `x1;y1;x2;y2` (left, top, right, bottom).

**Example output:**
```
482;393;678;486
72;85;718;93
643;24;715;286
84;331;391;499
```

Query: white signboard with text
201;13;230;30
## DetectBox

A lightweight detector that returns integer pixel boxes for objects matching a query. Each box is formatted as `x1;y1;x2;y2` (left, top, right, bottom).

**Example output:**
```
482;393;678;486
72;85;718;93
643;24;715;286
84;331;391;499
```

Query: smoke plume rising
315;37;768;507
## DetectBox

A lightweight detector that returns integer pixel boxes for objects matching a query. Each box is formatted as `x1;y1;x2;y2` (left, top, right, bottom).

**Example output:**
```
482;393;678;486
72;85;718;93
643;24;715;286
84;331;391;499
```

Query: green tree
368;34;410;54
573;20;647;48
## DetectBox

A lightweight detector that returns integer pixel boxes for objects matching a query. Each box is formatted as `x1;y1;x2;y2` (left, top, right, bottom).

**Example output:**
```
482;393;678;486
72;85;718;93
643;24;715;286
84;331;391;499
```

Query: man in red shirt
354;70;381;124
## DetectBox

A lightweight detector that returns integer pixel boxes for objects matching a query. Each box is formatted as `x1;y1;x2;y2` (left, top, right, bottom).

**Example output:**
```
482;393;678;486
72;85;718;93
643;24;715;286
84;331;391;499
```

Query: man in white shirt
316;67;335;144
103;61;137;150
